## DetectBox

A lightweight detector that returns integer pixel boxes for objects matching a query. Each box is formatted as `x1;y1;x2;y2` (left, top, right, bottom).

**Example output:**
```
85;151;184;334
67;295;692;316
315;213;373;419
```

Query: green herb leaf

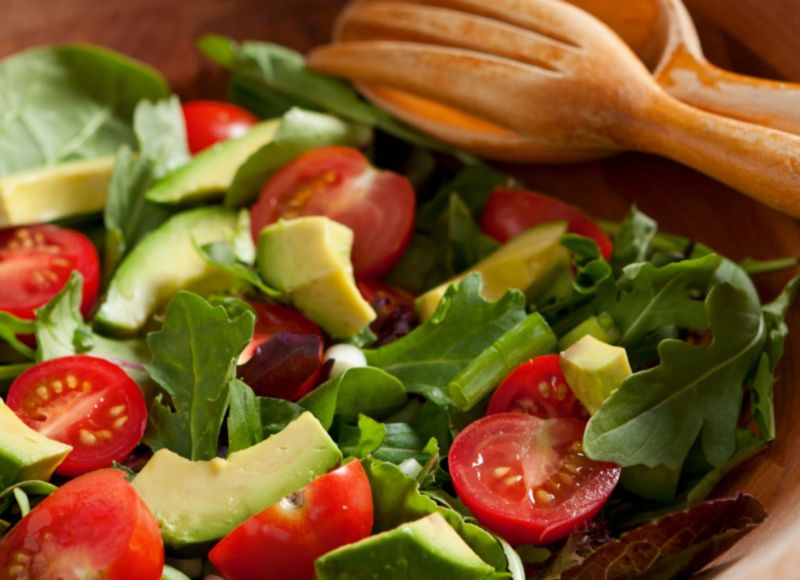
366;274;527;406
585;284;765;469
739;257;798;276
34;272;92;361
0;313;35;360
144;292;254;460
609;206;656;275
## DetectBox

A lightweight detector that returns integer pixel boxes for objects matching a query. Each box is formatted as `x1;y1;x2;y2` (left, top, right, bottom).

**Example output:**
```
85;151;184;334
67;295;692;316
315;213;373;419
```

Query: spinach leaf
227;378;304;454
585;284;765;470
133;96;190;179
0;44;168;176
365;273;527;406
299;367;407;429
34;272;92;361
144;292;254;460
226;107;371;207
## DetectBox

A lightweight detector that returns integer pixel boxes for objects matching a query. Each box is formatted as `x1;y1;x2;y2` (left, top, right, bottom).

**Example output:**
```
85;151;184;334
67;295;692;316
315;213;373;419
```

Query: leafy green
339;414;387;458
0;44;168;176
0;312;35;360
0;480;58;531
362;457;507;571
144;292;254;460
739;257;798;275
585;284;765;470
34;272;92;361
198;36;451;154
366;274;527;406
226;107;371;207
609;206;656;275
133;96;190;179
299;367;407;429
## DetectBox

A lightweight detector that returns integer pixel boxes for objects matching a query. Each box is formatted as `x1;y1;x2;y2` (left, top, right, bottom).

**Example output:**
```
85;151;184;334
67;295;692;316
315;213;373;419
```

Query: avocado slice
95;206;237;336
416;221;570;320
560;334;632;414
0;399;71;488
257;217;376;338
0;156;115;226
146;119;281;205
132;412;341;550
315;512;495;580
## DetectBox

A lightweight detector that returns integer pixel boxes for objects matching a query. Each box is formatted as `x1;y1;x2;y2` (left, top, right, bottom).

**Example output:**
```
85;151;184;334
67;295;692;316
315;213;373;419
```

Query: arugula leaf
607;254;722;348
585;283;765;469
144;292;254;460
226;108;371;207
362;457;507;571
366;274;527;405
299;367;407;429
34;272;92;361
552;495;765;580
0;44;168;176
609;206;656;275
199;36;452;154
739;257;798;275
0;313;35;360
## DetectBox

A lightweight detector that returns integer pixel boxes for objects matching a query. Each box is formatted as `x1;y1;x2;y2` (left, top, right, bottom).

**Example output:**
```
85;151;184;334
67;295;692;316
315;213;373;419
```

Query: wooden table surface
3;0;800;577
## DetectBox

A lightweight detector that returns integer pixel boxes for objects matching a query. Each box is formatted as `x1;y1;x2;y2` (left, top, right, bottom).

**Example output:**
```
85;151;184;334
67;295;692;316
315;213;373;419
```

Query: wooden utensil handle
625;94;800;217
659;47;800;136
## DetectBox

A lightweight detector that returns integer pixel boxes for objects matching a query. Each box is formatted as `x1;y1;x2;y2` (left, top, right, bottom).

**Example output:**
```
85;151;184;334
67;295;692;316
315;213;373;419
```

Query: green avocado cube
560;334;632;414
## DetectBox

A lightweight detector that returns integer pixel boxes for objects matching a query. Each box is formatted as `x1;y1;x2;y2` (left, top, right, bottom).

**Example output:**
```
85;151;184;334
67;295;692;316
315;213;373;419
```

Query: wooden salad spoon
571;0;800;135
308;0;800;217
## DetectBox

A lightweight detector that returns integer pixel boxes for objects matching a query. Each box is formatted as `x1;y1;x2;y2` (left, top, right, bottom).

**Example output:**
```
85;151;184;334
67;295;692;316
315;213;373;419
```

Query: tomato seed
35;386;48;400
66;375;77;389
33;232;45;245
554;383;567;401
79;430;97;446
51;380;63;394
558;473;574;486
109;404;126;417
493;466;511;478
113;416;129;429
538;382;549;398
535;489;555;504
51;258;70;268
7;564;24;577
97;430;113;441
81;381;92;393
32;271;45;285
504;475;522;486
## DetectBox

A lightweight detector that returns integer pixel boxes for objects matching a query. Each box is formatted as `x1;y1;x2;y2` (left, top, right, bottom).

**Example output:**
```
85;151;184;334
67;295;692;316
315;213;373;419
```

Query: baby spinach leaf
34;272;92;361
227;378;304;453
133;97;190;179
339;414;386;458
365;273;527;406
144;292;254;460
0;44;168;176
585;284;765;470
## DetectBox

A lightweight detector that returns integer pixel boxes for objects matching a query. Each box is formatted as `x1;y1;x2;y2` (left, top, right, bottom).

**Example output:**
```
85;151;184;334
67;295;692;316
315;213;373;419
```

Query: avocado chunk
257;217;376;338
145;119;281;204
95;206;238;336
132;412;341;550
558;313;621;350
416;221;570;320
0;156;114;226
315;512;495;580
0;399;71;488
560;335;632;414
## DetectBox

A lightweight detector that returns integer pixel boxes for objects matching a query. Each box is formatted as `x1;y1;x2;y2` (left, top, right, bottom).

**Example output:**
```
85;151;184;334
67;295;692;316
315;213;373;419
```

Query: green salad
0;37;795;580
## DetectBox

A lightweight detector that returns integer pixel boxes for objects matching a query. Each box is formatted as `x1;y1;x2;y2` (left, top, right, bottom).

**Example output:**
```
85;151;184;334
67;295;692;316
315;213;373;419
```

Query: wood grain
2;0;799;576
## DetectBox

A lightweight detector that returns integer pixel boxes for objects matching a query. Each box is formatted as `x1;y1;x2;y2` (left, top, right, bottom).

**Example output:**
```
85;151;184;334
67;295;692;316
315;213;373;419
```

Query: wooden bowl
3;1;798;576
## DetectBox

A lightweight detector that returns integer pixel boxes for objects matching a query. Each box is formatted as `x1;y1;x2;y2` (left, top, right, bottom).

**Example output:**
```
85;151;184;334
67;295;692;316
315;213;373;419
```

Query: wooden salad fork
308;0;800;218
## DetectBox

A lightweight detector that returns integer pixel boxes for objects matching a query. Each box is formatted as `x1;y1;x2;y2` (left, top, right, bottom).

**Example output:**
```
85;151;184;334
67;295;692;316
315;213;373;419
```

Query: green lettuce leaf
0;313;35;360
144;292;254;460
585;283;765;469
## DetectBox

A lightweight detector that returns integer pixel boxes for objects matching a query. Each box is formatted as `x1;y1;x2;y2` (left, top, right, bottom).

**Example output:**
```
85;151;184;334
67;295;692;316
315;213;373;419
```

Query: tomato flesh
0;225;100;319
449;413;620;545
210;460;374;580
7;356;148;477
487;355;588;420
182;100;259;154
0;469;163;580
480;189;613;259
250;146;416;279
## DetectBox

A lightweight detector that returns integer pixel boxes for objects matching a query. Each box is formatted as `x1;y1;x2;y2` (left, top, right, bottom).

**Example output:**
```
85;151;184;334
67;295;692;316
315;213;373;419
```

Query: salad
0;36;795;580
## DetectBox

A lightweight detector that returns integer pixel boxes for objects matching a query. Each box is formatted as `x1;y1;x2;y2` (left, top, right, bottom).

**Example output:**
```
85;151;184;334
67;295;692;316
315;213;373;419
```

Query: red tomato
0;469;163;580
182;100;259;154
449;413;620;545
210;460;374;580
0;225;100;320
487;355;588;420
480;189;613;259
357;280;419;346
239;302;324;365
250;146;416;279
7;356;148;477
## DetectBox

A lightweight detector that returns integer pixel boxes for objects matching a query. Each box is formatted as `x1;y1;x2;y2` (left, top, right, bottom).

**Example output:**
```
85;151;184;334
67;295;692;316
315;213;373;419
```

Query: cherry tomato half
250;146;416;279
7;355;148;477
357;280;419;346
487;355;588;420
0;225;100;320
210;460;374;580
449;413;620;545
0;469;163;580
182;100;259;154
480;189;613;259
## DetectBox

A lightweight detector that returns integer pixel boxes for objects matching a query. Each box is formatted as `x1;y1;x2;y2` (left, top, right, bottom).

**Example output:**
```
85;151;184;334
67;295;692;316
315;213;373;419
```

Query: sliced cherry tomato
210;460;373;580
0;469;163;580
182;100;259;154
250;146;416;279
7;355;148;477
449;413;620;545
480;189;613;259
487;355;588;420
357;280;419;346
0;225;100;320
